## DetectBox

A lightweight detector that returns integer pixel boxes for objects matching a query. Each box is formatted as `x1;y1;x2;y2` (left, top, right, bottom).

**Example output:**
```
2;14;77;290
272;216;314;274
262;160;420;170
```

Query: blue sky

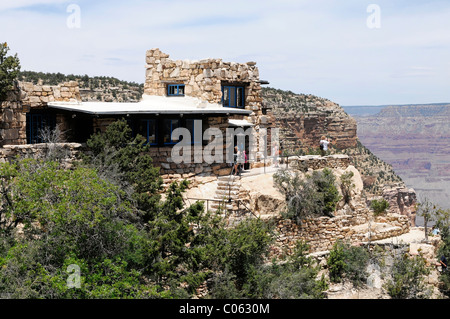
1;0;450;106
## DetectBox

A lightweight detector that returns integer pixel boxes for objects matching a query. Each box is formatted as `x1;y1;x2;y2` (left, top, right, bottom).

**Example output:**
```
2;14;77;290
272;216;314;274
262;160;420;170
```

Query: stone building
0;49;272;176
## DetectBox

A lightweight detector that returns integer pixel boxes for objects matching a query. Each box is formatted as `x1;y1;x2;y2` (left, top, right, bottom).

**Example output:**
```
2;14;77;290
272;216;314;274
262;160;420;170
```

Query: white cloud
0;0;69;11
1;0;450;105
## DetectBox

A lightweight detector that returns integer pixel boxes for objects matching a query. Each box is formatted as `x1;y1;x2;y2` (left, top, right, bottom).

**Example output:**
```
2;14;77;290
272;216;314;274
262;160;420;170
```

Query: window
135;119;157;145
222;86;245;108
163;119;180;144
168;84;185;96
185;119;202;144
26;112;56;144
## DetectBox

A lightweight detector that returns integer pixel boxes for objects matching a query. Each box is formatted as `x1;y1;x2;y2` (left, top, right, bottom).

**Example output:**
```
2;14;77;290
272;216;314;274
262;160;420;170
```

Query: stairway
209;175;242;213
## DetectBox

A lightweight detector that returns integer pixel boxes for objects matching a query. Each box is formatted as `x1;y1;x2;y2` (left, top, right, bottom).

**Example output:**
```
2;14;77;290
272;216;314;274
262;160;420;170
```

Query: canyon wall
262;87;357;152
355;104;450;209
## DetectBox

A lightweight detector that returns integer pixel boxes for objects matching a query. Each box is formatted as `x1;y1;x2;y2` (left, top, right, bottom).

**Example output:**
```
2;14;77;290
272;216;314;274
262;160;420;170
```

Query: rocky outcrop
262;87;357;152
382;186;417;227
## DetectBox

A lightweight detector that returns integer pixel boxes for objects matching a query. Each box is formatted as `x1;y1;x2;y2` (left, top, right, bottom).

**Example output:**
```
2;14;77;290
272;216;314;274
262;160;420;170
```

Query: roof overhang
228;119;254;127
47;95;252;116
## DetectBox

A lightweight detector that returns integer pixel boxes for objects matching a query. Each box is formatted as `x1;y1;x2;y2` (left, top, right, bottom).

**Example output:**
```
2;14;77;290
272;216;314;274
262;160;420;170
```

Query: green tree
435;208;450;296
274;168;341;225
83;118;162;218
371;198;390;217
340;171;354;204
417;198;437;242
327;240;370;287
0;42;21;101
384;253;431;299
0;159;164;298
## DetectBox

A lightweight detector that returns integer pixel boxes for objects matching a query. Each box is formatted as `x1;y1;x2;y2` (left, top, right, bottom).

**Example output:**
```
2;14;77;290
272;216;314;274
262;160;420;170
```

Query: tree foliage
327;240;370;287
371;198;390;216
274;168;341;225
0;42;21;101
83;118;163;218
384;253;431;299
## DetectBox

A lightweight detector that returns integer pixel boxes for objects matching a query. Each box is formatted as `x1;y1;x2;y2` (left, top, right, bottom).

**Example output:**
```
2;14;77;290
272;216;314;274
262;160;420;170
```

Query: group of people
270;135;332;168
232;135;333;171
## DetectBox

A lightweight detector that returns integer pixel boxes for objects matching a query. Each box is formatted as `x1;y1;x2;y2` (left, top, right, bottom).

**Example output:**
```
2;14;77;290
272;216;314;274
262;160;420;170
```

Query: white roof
47;94;252;116
228;119;254;127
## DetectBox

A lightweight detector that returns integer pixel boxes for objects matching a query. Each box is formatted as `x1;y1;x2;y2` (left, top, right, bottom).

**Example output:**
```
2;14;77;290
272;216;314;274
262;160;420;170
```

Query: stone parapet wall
270;212;410;256
287;154;351;171
0;86;25;145
0;81;82;147
0;143;83;168
19;81;81;111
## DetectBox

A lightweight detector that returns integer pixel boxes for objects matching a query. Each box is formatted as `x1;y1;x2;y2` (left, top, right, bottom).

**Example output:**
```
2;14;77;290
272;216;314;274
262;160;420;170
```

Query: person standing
439;255;448;272
272;143;279;167
320;136;331;156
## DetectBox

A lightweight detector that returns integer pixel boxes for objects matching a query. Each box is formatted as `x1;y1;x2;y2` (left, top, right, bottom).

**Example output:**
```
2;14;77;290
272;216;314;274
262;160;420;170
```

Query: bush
274;168;341;225
327;240;370;287
384;253;431;299
371;199;389;216
339;171;354;204
0;159;163;298
235;240;328;299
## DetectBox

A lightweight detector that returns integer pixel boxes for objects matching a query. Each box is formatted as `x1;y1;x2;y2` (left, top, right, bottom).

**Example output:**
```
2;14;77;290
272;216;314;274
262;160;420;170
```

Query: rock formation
383;186;417;227
261;87;357;152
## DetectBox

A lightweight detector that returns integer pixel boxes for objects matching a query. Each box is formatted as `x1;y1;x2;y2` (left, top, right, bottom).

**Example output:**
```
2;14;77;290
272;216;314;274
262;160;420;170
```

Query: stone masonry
144;49;268;161
0;81;81;146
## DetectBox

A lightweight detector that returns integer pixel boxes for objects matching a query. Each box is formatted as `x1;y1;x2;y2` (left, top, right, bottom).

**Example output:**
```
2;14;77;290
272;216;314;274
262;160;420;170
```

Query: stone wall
0;143;83;168
20;81;81;111
0;81;82;146
271;212;410;256
144;49;264;127
0;84;25;145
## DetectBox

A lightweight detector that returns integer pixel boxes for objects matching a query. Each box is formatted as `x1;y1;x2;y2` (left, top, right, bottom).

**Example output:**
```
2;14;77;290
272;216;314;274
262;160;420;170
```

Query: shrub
384;253;431;299
339;171;354;204
327;240;370;287
274;168;341;225
371;199;389;216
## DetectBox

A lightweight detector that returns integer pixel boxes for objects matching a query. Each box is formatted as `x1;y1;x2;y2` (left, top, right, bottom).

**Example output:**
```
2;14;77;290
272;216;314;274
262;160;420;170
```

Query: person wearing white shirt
320;136;331;156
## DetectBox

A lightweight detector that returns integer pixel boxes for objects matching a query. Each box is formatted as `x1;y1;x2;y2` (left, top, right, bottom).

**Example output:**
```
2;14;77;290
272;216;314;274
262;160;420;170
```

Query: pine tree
0;42;21;101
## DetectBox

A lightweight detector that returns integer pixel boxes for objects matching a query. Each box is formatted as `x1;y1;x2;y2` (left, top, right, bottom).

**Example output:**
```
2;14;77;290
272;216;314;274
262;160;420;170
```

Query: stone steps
209;175;243;213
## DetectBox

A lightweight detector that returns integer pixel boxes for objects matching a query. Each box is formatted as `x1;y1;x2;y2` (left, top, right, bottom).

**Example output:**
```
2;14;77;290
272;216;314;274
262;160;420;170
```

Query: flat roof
228;119;254;127
48;94;252;116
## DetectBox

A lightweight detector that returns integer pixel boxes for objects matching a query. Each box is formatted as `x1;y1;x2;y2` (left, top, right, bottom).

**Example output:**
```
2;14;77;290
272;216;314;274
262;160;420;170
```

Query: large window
26;112;56;144
135;119;157;145
132;118;203;146
163;119;180;145
168;84;185;96
222;86;245;108
185;119;202;144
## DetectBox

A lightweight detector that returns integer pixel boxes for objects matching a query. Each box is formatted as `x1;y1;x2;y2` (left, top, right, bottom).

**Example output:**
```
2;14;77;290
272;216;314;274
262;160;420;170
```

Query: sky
1;0;450;106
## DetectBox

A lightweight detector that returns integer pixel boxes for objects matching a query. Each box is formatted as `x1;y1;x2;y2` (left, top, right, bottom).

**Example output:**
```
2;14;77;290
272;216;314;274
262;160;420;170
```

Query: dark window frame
167;84;185;96
26;112;56;144
135;119;158;146
222;85;245;108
